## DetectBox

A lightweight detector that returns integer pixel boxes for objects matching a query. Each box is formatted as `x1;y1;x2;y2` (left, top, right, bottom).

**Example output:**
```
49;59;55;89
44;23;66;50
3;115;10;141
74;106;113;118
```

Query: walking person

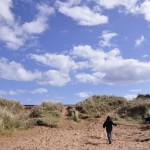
103;116;117;144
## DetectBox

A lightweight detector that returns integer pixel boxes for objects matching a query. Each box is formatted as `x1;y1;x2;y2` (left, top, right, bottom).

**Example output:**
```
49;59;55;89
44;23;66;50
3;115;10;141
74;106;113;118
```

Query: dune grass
117;96;150;121
29;101;63;127
0;94;150;134
75;95;127;119
0;98;26;134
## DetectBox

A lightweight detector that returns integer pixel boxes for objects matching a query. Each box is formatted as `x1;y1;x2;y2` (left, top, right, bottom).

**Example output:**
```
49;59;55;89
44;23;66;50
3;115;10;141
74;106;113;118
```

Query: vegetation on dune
75;95;127;119
66;106;79;121
0;99;26;134
0;94;150;134
29;101;63;118
117;94;150;121
0;98;24;113
29;101;63;127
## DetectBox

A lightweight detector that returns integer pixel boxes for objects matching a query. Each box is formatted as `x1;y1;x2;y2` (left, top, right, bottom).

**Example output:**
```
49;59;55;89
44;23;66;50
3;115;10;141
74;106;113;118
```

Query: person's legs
107;131;112;144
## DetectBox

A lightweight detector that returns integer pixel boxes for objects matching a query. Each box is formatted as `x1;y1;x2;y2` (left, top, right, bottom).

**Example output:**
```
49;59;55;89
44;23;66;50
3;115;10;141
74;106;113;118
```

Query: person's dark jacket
103;116;117;132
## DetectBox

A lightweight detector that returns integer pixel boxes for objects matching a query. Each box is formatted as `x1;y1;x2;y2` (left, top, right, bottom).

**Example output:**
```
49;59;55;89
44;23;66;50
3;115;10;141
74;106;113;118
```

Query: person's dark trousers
107;131;112;144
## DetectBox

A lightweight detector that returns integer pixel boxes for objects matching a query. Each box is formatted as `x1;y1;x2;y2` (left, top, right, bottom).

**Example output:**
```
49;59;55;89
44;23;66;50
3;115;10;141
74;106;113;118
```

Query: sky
0;0;150;105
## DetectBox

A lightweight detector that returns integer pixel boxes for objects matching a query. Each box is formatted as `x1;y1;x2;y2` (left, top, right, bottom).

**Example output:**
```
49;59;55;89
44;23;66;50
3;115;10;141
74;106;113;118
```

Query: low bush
66;107;79;121
29;106;43;118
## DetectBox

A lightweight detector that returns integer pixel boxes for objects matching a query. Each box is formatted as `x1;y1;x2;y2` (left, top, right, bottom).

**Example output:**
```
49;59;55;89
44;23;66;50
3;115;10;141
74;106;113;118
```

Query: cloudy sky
0;0;150;104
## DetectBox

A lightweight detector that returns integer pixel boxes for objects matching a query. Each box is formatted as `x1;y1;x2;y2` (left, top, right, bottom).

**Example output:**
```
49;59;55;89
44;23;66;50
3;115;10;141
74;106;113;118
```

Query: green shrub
36;120;47;126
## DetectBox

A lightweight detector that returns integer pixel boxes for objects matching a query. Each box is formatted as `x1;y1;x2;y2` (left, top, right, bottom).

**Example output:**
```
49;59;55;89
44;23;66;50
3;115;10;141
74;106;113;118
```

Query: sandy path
0;119;149;150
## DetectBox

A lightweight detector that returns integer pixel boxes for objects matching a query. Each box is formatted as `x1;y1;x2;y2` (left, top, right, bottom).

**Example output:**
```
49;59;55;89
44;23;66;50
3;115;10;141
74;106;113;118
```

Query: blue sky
0;0;150;105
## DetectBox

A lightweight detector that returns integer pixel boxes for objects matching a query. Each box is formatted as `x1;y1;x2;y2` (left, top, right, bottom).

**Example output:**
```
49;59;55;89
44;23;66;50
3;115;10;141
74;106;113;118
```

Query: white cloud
96;0;122;9
0;1;54;50
0;88;48;95
22;4;55;34
135;35;145;47
124;94;137;100
57;1;108;26
2;43;150;86
71;45;150;85
75;92;91;99
0;57;41;81
95;0;150;23
0;26;24;49
75;72;105;84
130;89;142;93
29;53;77;73
138;1;150;22
99;31;118;47
96;0;138;10
142;54;149;58
31;88;48;94
0;89;25;95
38;70;70;86
0;0;14;22
71;45;107;59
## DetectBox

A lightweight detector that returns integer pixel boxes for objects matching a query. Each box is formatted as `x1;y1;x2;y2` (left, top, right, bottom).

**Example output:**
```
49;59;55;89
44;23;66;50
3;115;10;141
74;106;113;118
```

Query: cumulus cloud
38;70;70;86
0;57;41;81
3;43;150;86
0;0;54;50
57;0;150;23
75;72;105;84
99;31;118;47
0;26;24;49
130;89;142;93
96;0;150;23
0;88;48;96
22;4;55;34
31;88;48;94
75;92;91;99
29;53;77;73
95;0;150;23
96;0;138;10
56;0;108;26
96;0;122;9
0;0;14;22
9;44;150;86
135;35;145;47
142;54;149;58
0;89;25;96
138;1;150;22
124;94;137;100
71;45;150;84
0;54;73;86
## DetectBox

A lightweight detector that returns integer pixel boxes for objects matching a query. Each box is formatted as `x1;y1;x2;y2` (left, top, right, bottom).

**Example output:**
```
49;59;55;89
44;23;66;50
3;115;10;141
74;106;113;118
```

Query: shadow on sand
85;141;100;146
85;136;107;145
140;125;150;131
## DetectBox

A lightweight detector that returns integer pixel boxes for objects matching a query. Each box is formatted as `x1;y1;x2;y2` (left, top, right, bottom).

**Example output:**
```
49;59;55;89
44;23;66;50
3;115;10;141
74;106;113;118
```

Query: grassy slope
0;94;150;134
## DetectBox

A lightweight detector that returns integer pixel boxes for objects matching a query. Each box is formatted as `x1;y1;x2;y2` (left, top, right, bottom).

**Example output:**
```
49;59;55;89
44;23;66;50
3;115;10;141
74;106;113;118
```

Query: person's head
106;116;111;121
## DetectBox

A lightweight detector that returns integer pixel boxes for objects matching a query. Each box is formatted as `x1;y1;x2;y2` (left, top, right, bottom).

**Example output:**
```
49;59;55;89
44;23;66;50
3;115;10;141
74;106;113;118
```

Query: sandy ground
0;118;149;150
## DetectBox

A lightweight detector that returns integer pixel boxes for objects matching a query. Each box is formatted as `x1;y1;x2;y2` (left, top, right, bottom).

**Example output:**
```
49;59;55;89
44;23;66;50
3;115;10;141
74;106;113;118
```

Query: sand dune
0;118;149;150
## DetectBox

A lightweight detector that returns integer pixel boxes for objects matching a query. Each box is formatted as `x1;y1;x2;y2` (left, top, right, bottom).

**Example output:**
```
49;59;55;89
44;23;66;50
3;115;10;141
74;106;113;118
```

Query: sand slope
0;119;149;150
